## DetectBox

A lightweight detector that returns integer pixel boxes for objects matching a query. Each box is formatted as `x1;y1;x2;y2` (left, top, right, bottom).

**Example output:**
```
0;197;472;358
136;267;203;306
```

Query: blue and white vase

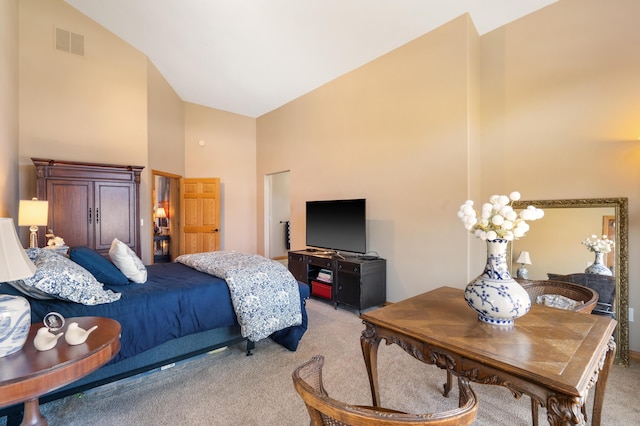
585;251;613;276
464;239;531;326
0;294;31;357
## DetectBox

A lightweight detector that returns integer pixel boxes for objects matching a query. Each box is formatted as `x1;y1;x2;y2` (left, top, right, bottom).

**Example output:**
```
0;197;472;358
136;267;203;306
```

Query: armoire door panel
47;180;94;249
94;182;136;250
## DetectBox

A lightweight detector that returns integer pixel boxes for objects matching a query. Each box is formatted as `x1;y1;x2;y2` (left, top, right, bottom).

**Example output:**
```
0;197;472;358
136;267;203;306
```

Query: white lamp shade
18;199;49;226
516;251;532;265
0;218;36;281
156;207;167;219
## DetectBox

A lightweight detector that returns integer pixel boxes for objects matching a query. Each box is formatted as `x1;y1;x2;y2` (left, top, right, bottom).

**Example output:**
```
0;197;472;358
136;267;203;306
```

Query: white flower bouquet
582;235;614;253
457;191;544;241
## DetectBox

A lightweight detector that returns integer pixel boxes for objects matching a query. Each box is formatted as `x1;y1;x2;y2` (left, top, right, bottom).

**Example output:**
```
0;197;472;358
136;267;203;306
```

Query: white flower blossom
582;235;614;253
457;192;543;241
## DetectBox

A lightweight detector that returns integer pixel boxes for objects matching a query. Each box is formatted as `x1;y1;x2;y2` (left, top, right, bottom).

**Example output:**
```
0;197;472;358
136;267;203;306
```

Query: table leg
443;370;453;397
591;337;616;426
21;398;46;426
546;394;585;426
360;323;382;407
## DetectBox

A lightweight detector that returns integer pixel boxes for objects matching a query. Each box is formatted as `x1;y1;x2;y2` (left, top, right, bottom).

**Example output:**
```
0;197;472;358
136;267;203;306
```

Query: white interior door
265;171;290;260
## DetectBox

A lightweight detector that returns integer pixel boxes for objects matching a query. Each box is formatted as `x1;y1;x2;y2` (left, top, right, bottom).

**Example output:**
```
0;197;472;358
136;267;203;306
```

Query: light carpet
3;298;639;425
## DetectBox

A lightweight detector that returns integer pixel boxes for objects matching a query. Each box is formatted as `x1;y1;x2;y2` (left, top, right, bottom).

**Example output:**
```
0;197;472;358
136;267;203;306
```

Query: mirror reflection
511;198;628;366
513;207;615;279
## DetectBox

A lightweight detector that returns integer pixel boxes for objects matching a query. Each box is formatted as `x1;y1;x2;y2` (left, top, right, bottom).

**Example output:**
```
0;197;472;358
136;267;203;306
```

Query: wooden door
46;179;94;249
180;178;220;254
94;182;136;252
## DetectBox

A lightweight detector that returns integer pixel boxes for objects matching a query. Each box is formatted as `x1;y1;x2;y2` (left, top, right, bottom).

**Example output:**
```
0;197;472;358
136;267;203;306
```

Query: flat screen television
305;199;366;254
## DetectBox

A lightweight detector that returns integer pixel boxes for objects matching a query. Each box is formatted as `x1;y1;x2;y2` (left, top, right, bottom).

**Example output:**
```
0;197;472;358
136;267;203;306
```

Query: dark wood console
288;250;386;312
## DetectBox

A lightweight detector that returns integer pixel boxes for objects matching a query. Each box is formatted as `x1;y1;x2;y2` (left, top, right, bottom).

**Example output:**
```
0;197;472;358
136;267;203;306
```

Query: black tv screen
305;199;366;254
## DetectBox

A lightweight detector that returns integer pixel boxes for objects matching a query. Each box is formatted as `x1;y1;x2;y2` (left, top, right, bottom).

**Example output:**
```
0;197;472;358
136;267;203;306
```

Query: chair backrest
546;273;615;305
292;355;478;426
518;279;598;314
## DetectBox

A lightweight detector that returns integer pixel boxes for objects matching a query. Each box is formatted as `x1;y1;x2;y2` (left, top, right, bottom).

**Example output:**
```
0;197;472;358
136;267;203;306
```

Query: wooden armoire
33;158;144;256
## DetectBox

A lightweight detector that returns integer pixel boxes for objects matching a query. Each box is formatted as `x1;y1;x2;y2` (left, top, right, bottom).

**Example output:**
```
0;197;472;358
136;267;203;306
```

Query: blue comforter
0;262;309;363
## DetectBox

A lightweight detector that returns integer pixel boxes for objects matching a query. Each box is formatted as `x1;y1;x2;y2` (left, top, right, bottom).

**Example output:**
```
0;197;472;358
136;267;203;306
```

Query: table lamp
18;198;49;248
156;207;167;234
516;251;532;279
0;217;36;357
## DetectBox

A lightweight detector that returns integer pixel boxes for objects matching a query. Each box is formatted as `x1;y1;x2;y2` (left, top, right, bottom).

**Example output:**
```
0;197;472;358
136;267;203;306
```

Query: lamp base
516;265;530;280
0;294;31;357
29;225;39;248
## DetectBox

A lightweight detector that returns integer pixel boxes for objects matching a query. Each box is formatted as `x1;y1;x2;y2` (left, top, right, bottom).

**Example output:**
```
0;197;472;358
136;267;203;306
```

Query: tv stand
288;250;386;312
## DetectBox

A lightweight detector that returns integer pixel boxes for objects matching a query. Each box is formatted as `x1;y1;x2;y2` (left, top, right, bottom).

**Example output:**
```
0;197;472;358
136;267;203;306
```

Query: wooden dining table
360;286;617;426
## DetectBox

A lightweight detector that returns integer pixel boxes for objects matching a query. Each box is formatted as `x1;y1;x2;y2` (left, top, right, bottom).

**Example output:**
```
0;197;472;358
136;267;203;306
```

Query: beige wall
0;0;19;219
19;0;148;166
184;103;257;253
481;0;640;351
257;15;479;300
147;60;186;259
147;60;185;178
16;0;191;262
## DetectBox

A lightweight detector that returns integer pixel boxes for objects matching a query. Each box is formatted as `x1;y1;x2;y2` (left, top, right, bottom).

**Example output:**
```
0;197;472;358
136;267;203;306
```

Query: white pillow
109;238;147;283
536;294;583;310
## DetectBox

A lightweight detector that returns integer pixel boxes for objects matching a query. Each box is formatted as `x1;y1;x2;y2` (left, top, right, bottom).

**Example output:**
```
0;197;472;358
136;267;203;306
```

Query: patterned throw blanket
175;251;302;342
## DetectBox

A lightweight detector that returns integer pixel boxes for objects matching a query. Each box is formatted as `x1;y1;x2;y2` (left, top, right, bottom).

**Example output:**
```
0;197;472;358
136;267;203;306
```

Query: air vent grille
55;27;84;56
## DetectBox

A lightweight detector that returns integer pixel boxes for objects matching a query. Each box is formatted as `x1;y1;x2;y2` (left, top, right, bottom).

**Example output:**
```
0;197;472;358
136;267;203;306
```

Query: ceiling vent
55;27;84;56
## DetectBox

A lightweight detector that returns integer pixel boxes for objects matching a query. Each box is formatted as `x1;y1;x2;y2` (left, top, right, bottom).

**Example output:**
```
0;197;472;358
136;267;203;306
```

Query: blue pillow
70;246;130;286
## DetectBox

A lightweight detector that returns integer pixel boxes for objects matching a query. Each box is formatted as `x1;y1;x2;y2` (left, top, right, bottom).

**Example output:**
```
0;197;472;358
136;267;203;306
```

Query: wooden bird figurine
33;327;64;351
64;322;98;345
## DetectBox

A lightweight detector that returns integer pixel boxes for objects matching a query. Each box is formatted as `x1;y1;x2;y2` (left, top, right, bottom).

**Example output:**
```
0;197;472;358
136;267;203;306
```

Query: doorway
264;171;290;262
151;170;181;263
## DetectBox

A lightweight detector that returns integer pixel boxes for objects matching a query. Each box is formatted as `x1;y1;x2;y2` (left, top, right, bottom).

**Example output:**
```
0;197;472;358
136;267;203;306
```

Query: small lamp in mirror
0;218;36;357
155;207;167;235
516;251;532;279
18;198;49;248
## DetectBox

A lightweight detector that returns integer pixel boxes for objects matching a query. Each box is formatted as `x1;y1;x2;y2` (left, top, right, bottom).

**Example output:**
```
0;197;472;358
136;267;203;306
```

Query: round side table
0;316;121;426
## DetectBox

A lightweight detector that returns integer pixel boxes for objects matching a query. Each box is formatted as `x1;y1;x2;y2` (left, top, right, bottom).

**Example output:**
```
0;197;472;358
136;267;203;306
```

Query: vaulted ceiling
65;0;558;117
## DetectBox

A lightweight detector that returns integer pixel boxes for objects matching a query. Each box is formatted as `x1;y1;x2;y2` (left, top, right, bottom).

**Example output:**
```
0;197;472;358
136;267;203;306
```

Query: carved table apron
360;287;617;426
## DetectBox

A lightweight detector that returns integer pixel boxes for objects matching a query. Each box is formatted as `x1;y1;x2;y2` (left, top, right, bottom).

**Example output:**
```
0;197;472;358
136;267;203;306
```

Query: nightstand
154;235;170;263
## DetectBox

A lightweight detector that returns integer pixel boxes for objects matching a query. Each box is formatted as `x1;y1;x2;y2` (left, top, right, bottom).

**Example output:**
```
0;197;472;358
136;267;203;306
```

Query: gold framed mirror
512;198;628;366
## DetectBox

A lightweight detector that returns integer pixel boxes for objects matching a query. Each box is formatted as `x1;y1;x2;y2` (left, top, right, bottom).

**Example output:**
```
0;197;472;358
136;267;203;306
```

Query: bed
0;246;309;419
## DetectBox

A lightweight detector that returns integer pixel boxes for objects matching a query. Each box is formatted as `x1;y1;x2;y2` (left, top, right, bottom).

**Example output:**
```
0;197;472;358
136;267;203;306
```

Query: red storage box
311;281;332;300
